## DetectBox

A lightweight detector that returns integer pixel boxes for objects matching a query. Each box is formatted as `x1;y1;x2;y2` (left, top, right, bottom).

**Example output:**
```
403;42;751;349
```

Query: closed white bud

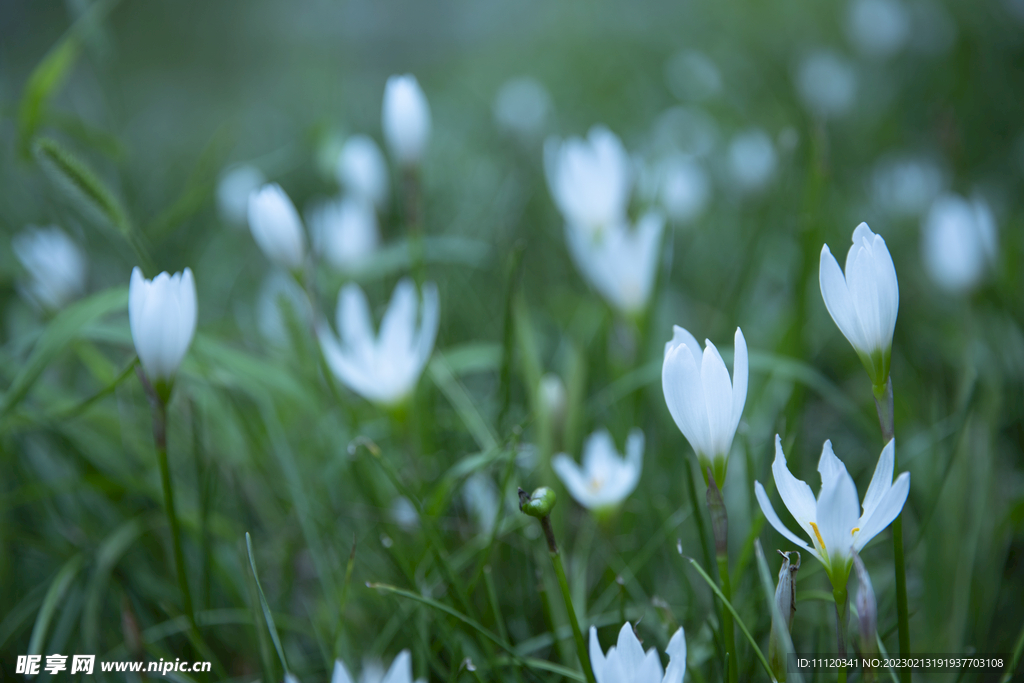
921;193;997;293
308;197;380;272
247;184;307;271
12;226;87;311
337;135;389;208
217;165;265;227
728;129;777;193
128;267;197;396
493;76;552;139
382;75;431;166
853;552;878;657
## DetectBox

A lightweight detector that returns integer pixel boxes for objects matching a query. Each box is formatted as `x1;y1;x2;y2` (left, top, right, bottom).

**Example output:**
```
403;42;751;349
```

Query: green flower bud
518;487;556;518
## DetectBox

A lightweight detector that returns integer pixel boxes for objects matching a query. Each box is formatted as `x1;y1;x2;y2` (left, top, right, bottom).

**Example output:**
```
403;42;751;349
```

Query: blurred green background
1;0;1023;681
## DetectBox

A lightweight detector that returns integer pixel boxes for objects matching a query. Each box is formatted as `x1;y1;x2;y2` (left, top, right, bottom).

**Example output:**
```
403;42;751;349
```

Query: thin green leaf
246;532;290;674
26;555;85;657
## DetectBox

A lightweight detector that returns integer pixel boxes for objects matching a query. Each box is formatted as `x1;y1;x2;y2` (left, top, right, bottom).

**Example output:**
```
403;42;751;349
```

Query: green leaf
17;39;80;156
245;532;290;674
27;555;86;658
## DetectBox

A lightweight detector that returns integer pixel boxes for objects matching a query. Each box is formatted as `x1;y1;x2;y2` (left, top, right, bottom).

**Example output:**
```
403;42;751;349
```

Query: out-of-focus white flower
337;135;389;208
545;126;632;239
538;373;567;420
590;622;686;683
653;107;719;158
921;194;997;293
308;197;380;272
727;129;777;193
665;50;722;103
382;74;431;166
217;165;265;227
248;184;307;271
846;0;910;59
819;222;899;386
872;154;945;218
256;270;311;347
12;226;87;311
390;496;419;532
755;435;910;590
318;278;439;407
493;76;552;139
658;155;711;223
462;472;499;534
796;50;858;117
662;326;748;486
564;212;665;317
129;267;197;394
333;652;424;683
553;429;643;512
285;674;301;683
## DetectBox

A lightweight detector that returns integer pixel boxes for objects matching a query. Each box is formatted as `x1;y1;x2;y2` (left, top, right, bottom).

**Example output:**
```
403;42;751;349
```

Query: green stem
717;552;738;683
834;586;848;683
540;515;596;683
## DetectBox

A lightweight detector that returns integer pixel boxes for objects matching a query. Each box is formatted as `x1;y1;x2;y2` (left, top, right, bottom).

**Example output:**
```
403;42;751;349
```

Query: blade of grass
27;554;85;658
245;532;289;675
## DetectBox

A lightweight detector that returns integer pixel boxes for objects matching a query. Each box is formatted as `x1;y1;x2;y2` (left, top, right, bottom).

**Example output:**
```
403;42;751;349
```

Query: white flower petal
755;481;813;554
590;627;608;683
817;440;847;487
662;627;687;683
816;467;861;564
860;439;895;520
662;342;713;457
333;660;355;683
820;244;867;352
854;471;909;552
700;339;734;458
731;327;748;437
553;454;595;509
380;650;413;683
614;623;646;674
771;435;818;529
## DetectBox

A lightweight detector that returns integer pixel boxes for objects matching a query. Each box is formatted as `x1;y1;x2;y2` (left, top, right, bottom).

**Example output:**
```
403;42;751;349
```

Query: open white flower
819;222;899;387
662;326;748;486
590;623;686;683
553;429;643;512
308;197;380;272
382;75;431;166
12;226;87;311
337;135;389;208
129;267;197;396
333;652;424;683
755;435;910;589
545;126;632;239
248;184;307;271
565;212;664;317
318;278;439;407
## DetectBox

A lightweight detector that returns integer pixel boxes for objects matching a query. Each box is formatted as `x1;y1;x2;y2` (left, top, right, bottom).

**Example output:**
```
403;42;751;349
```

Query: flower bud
769;550;800;682
382;74;431;166
12;225;88;311
853;552;878;662
337;135;389;208
308;196;380;272
217;165;265;227
129;267;197;401
247;184;307;271
518;487;556;518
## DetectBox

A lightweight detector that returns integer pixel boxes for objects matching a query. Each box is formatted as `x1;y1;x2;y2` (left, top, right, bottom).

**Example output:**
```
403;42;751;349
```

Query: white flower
846;0;910;60
658;155;710;224
493;76;552;139
545;126;632;238
538;373;567;418
248;184;307;271
565;212;665;317
382;74;431;166
662;326;748;486
217;165;265;226
462;472;499;534
128;267;197;390
553;429;643;511
795;50;858;118
337;135;389;208
308;197;380;272
12;226;87;311
727;129;777;193
256;270;311;347
755;435;910;588
921;194;997;293
590;623;686;683
318;278;439;407
333;652;424;683
819;222;899;386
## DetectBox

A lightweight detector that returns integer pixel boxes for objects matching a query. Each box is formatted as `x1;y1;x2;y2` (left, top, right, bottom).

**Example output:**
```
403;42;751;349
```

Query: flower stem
834;585;848;683
874;377;911;683
707;471;737;683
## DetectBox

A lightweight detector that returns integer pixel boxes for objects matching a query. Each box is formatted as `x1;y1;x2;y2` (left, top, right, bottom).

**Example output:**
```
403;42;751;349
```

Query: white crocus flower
333;652;424;683
590;623;686;683
921;194;997;293
248;184;307;271
819;222;899;388
128;267;197;399
337;135;389;209
662;326;748;487
308;197;380;272
318;278;439;407
12;226;87;311
553;429;644;512
755;435;910;590
544;126;632;239
382;74;431;166
565;212;665;317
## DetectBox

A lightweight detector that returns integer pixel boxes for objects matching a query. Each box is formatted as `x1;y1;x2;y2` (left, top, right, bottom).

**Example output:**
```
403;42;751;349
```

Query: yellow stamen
851;527;860;536
809;522;827;551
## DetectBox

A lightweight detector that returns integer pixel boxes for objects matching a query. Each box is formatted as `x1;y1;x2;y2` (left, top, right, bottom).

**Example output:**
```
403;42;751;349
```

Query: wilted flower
769;550;801;682
493;76;552;139
921;194;997;293
589;622;686;683
755;435;910;590
333;652;424;683
248;184;307;271
846;0;910;60
217;164;265;226
308;197;380;272
819;222;899;387
657;154;711;223
545;126;632;238
337;135;389;209
129;267;197;396
553;429;643;512
796;50;858;117
662;326;748;486
12;226;87;311
318;278;439;407
727;129;777;193
382;74;431;166
564;213;665;317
